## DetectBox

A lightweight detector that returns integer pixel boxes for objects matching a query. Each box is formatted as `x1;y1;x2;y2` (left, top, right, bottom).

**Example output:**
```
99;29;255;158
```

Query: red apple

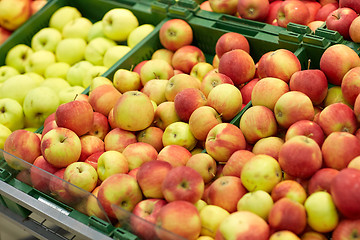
331;168;360;219
307;168;339;194
265;1;283;24
319;44;360;86
30;155;59;194
349;15;360;43
88;111;110;140
189;106;222;141
49;168;77;205
326;7;358;40
122;142;158;170
237;0;270;21
185;153;217;184
252;136;284;160
55;100;94;137
218;49;256;87
318;102;358;135
304;0;322;23
157;145;192;167
285;120;325;147
136;126;164;152
307;20;325;32
222;150;255;177
341;67;360;106
332;219;360;240
136;160;172;199
151;48;174;66
200;71;234;97
84;151;104;170
159;18;193;52
339;0;360;14
164;73;201;101
215;32;250;58
209;0;239;15
139;59;174;86
171;45;206;74
153;101;181;130
277;0;311;28
78;135;105;162
239;78;258;105
315;2;339;21
278;135;322;179
133;60;148;75
103;128;137;152
88;84;122;117
174;88;207;122
271;180;307;204
0;26;11;45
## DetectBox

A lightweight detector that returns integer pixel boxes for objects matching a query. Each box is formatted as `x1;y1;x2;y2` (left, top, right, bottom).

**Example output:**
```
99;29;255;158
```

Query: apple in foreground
332;218;360;240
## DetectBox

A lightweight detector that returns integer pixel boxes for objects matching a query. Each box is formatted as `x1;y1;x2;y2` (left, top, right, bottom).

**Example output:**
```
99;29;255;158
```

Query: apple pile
3;16;360;240
0;0;48;45
200;0;360;43
0;5;156;148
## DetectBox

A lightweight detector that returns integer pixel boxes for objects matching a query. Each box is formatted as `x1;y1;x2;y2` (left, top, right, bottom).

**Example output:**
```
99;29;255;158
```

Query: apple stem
307;59;311;70
153;72;159;79
73;94;79;101
130;65;134;72
332;14;340;20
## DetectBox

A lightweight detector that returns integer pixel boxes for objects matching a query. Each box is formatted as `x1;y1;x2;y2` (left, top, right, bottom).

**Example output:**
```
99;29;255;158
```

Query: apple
0;0;31;31
55;100;94;137
307;20;325;32
157;145;192;167
88;112;110;141
0;26;11;45
215;32;250;59
96;150;129;182
136;126;164;152
199;204;230;238
200;71;234;98
237;0;270;21
315;2;339;21
141;79;168;105
24;50;56;75
0;124;12;149
159;18;193;52
304;191;339;233
49;6;81;31
207;83;243;121
5;44;33;73
0;98;24;131
30;155;60;194
218;49;255;87
103;45;131;68
171;45;206;74
104;128;137;152
162;121;198;151
186;153;217;184
112;69;141;93
252;136;284;160
320;44;360;86
222;150;254;177
174;88;207;122
86;186;108;221
265;0;283;24
164;73;201;101
279;135;322;179
88;84;122;117
78;135;104;162
44;62;70;80
127;23;155;48
200;1;213;11
318;102;357;135
140;59;174;86
216;211;269;240
89;76;113;92
63;162;98;197
97;173;142;219
153;102;181;130
39;78;71;96
66;60;93;86
87;20;106;41
84;151;103;170
189;106;222;142
30;0;47;15
304;0;322;23
3;129;41;170
41;128;81;168
112;91;154;132
276;0;310;28
130;198;167;240
349;15;360;43
84;37;116;65
271;180;307;204
205;123;246;163
332;219;360;240
274;91;315;129
301;232;328;240
62;17;93;40
151;48;174;65
268;197;307;235
270;231;301;240
341;66;360;106
190;62;214;82
55;38;87;66
326;7;358;40
156;200;201;240
285;120;325;147
102;8;139;42
122;142;158;170
251;77;289;111
48;168;77;205
307;168;339;194
241;154;282;193
237;190;273;221
239;105;278;144
0;66;19;83
31;27;62;52
208;0;238;15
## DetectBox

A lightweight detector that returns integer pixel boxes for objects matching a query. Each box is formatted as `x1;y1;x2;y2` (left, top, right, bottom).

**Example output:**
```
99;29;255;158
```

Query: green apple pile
3;17;360;240
0;5;156;149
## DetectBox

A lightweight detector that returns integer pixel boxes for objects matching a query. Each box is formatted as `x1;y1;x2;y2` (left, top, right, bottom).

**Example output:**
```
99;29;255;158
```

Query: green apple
0;74;40;105
62;17;93;40
127;24;155;48
162;121;197;151
31;27;62;52
5;44;33;73
89;76;113;92
304;191;339;233
63;162;98;197
55;38;87;65
0;98;24;131
40;77;71;95
49;6;82;31
199;204;230;238
237;190;274;221
24;50;56;75
23;72;45;85
102;8;139;42
66;60;94;86
113;69;141;93
97;150;129;181
44;62;71;79
241;154;282;193
0;123;11;149
0;66;19;83
82;65;108;88
103;45;131;68
23;86;60;128
87;21;106;42
84;37;116;66
58;86;85;104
